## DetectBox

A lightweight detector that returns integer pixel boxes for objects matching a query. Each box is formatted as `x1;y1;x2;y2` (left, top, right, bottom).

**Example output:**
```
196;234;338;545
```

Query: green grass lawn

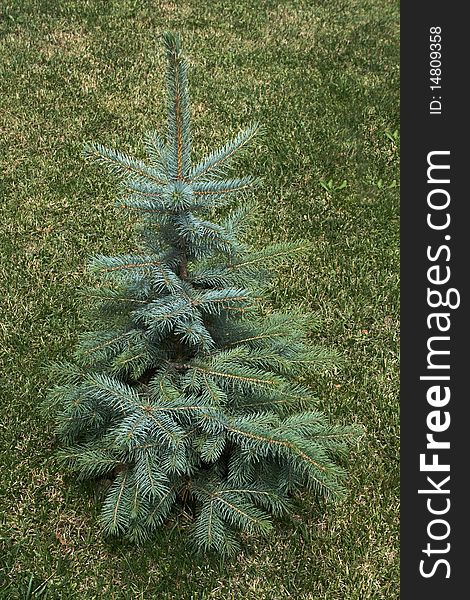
0;1;399;598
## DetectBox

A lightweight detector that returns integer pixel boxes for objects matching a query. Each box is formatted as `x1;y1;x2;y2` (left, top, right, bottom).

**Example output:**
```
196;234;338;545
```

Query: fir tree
46;32;357;556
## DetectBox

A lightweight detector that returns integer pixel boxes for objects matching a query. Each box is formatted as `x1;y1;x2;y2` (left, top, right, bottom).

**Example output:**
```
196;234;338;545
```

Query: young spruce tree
47;33;357;556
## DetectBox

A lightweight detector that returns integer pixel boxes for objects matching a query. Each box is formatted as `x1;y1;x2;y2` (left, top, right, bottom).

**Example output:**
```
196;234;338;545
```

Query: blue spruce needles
46;32;357;556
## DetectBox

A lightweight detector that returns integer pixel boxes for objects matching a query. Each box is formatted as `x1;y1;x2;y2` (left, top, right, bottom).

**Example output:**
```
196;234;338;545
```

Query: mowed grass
0;1;399;598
